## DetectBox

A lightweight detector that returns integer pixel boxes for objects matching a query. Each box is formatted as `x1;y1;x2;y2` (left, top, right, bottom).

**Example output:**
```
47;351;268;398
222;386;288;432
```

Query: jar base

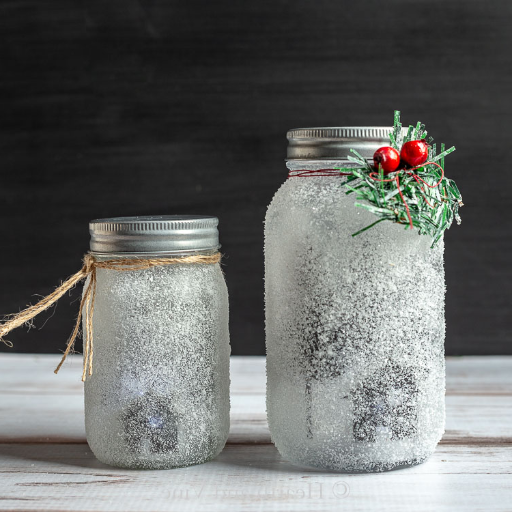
284;454;431;473
88;440;226;470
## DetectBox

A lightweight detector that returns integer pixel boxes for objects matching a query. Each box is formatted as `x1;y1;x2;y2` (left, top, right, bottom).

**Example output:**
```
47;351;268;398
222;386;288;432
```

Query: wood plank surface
0;355;511;511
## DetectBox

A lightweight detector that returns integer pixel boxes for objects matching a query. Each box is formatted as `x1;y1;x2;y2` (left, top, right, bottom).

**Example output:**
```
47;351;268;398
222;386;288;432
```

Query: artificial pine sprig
337;111;462;247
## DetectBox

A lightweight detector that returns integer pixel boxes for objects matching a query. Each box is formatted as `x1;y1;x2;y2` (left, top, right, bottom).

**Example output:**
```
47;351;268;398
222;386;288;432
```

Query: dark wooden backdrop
0;0;510;356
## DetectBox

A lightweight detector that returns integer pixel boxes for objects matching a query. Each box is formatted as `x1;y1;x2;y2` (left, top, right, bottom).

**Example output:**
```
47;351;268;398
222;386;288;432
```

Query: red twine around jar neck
288;162;445;230
288;169;352;178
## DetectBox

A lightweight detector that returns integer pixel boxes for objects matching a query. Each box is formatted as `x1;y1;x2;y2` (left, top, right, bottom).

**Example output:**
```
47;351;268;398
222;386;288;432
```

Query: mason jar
84;216;230;469
265;128;445;472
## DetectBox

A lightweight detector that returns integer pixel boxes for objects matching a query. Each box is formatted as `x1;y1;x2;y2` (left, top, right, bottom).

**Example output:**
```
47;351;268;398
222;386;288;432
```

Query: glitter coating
84;261;230;469
264;163;445;472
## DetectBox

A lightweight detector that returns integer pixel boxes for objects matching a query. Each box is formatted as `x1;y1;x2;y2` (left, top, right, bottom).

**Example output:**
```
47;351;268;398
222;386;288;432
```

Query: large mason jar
85;216;230;469
265;128;445;472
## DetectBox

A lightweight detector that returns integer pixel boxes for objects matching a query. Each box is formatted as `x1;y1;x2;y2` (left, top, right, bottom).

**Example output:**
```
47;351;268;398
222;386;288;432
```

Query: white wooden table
0;355;511;511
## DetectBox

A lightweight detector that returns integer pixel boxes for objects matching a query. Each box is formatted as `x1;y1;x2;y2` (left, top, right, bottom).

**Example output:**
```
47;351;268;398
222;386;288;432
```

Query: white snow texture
265;160;445;472
84;261;230;469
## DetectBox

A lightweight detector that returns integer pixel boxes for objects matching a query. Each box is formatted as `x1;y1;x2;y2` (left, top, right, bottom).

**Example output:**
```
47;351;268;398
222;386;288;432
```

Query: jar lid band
89;215;219;254
286;126;405;160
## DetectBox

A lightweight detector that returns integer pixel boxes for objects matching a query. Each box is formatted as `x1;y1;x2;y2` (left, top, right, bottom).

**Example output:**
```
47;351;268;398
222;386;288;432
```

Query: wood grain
0;355;511;511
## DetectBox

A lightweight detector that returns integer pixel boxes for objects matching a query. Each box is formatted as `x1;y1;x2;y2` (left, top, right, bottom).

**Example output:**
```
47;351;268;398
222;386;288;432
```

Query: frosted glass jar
84;216;230;469
265;128;445;472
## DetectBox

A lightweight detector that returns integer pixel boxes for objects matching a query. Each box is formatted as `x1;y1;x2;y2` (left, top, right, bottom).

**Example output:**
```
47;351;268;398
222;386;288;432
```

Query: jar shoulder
267;178;353;213
265;177;445;257
93;263;228;301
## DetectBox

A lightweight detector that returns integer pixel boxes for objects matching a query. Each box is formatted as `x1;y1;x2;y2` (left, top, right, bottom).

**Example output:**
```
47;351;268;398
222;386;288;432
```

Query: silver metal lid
287;127;394;160
89;215;219;254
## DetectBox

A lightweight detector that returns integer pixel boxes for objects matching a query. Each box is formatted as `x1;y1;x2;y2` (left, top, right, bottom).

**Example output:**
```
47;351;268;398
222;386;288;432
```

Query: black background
0;1;510;356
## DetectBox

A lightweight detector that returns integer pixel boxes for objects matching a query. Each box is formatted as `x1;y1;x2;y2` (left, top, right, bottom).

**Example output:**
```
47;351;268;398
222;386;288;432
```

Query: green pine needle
338;110;463;247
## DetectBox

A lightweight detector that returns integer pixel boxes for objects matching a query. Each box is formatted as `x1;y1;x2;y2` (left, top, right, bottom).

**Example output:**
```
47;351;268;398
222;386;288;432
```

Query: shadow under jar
85;216;230;469
264;128;445;472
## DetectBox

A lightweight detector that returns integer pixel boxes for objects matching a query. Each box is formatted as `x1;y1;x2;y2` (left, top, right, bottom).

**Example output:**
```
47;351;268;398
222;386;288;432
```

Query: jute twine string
0;252;221;381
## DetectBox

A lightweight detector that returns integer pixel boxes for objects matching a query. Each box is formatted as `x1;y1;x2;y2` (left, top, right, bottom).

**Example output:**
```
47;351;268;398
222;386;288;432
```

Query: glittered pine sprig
338;111;463;247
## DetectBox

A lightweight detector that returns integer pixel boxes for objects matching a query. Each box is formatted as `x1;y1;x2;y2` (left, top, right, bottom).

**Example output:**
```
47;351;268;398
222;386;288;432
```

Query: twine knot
0;252;221;381
83;253;96;274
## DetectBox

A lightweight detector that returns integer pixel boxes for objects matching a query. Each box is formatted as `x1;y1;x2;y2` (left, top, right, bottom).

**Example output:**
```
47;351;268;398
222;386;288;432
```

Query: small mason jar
265;128;445;472
84;216;230;469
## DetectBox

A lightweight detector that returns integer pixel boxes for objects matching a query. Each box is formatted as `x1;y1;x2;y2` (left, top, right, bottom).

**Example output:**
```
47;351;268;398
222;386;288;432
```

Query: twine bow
0;252;221;381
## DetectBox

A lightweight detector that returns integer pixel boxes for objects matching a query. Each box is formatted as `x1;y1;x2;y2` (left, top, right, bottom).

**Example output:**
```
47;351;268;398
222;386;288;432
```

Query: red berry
400;140;429;167
373;146;400;174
